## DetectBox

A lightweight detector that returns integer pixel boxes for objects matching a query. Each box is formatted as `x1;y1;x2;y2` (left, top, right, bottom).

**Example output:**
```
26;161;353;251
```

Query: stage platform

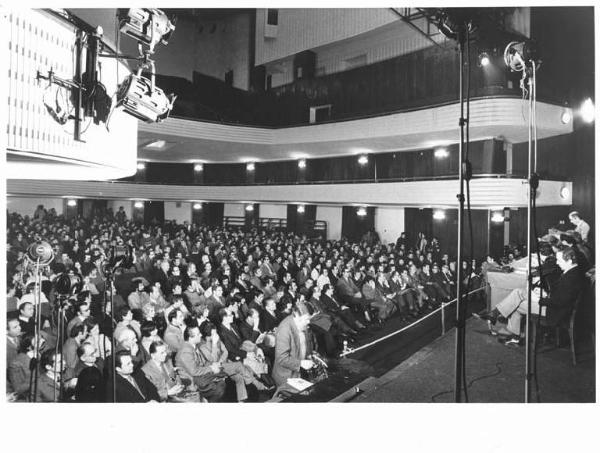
352;317;595;403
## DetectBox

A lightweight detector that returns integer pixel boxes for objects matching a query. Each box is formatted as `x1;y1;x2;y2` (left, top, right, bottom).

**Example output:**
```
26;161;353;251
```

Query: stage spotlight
136;162;146;170
194;163;204;172
134;201;144;209
580;98;595;123
491;212;505;223
67;199;77;207
116;72;176;123
357;155;369;166
434;148;449;158
297;205;305;214
298;159;306;169
118;9;175;53
478;52;490;67
246;162;255;171
245;204;254;212
356;207;367;217
193;203;202;210
433;210;446;220
559;186;570;200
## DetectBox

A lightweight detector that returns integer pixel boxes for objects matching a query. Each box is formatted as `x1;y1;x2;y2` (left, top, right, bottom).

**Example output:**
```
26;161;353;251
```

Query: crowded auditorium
3;5;596;425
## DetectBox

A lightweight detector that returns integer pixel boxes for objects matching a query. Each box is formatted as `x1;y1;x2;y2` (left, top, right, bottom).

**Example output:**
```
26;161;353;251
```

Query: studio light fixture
136;162;146;170
193;203;202;210
491;212;505;223
356;207;367;217
434;148;449;158
246;162;255;172
194;163;204;172
134;201;144;209
297;205;305;214
559;186;570;200
67;199;77;207
433;210;446;220
298;159;306;169
580;98;595;123
357;155;369;166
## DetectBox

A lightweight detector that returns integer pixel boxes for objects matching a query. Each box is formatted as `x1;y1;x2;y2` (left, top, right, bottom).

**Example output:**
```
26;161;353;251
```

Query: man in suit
73;342;105;402
163;309;185;355
8;334;40;398
336;268;371;322
272;302;316;387
475;247;585;345
63;324;87;378
66;295;91;335
218;308;249;361
6;317;21;367
141;340;184;402
175;325;226;402
106;350;160;403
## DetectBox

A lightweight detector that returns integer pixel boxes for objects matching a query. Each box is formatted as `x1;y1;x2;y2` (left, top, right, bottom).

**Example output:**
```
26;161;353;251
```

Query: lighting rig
36;8;177;141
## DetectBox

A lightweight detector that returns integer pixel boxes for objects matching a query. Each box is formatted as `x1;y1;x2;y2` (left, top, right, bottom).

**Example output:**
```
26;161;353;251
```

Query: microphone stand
104;268;117;403
453;24;469;403
31;258;42;402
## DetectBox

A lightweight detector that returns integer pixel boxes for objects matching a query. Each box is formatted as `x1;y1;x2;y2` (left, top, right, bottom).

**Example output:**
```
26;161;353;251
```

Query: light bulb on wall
357;155;369;166
67;199;77;207
194;163;204;172
478;52;490;67
246;162;255;171
245;204;254;212
491;212;505;223
433;210;445;220
298;159;306;169
297;204;305;214
559;186;570;200
434;148;449;158
193;203;202;210
136;162;146;170
134;201;144;209
357;207;367;217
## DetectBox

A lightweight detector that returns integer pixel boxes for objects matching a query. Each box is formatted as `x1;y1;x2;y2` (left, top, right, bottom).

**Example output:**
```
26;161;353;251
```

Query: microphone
25;241;54;266
504;40;541;72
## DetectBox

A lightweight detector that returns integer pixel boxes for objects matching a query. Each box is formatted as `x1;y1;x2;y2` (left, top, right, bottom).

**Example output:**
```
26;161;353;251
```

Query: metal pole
453;30;467;403
524;70;535;403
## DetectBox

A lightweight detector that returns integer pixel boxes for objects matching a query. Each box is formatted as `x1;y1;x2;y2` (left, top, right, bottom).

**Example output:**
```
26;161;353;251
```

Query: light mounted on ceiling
193;203;203;210
297;205;305;214
194;163;204;172
246;162;255;172
66;199;77;207
357;155;369;166
134;201;144;209
298;159;307;169
356;207;367;217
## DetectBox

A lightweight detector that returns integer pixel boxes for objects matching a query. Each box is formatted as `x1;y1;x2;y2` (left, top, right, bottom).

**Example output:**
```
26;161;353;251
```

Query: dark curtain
245;204;259;228
287;204;317;235
342;206;375;242
206;203;224;228
144;201;164;225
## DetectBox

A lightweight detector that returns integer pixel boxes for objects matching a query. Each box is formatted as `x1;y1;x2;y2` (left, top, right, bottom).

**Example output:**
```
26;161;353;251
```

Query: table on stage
485;257;528;309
